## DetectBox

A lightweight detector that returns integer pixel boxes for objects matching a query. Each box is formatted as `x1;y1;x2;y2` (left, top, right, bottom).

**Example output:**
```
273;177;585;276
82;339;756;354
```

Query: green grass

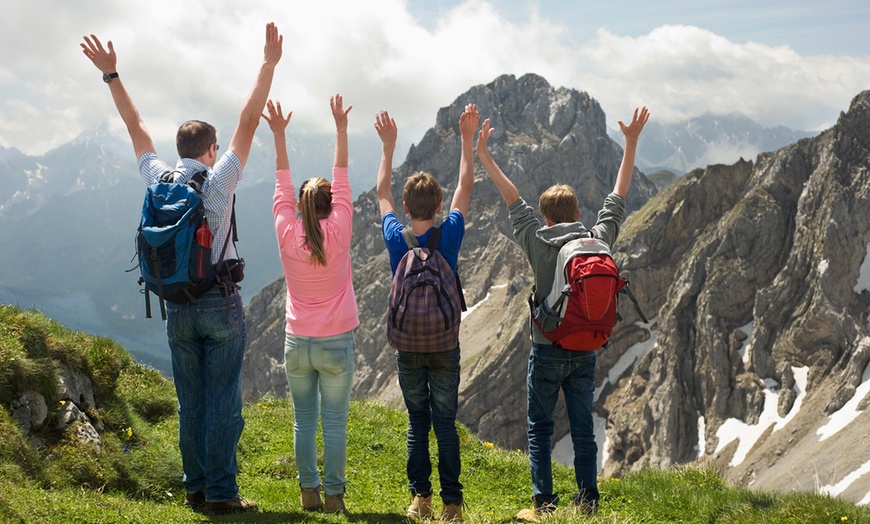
3;304;870;523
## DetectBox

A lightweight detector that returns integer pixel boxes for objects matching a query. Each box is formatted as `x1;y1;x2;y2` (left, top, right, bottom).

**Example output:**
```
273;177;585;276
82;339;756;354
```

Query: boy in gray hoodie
475;106;649;520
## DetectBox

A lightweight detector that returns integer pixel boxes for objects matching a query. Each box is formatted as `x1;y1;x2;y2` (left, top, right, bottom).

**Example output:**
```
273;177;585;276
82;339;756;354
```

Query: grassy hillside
1;304;869;523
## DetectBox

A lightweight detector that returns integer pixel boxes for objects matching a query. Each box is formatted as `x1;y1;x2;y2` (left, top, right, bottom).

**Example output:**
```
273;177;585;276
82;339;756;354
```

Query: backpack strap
621;283;649;324
150;247;168;321
160;169;208;194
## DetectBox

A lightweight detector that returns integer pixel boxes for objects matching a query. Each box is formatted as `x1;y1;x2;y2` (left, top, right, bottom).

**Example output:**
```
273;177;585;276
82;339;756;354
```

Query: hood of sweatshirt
534;221;590;248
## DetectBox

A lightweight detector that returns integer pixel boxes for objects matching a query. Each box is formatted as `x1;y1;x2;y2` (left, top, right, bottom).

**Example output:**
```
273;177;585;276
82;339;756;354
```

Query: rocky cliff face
601;90;870;501
242;73;657;445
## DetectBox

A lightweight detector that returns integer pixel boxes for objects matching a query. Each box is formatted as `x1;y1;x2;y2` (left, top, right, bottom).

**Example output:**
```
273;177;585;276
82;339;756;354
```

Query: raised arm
374;110;398;217
331;94;352;169
80;35;156;160
476;118;520;205
450;103;479;216
261;99;292;171
613;106;650;198
228;22;283;169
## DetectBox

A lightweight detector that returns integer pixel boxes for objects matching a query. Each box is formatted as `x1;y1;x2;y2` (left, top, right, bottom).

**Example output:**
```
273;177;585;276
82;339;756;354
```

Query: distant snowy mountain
610;113;816;174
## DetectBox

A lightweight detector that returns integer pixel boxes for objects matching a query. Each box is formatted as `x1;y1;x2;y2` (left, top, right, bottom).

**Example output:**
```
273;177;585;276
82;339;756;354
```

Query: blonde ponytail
298;178;332;266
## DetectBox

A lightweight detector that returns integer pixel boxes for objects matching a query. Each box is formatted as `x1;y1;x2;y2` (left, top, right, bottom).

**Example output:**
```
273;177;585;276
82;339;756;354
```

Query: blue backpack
135;171;214;319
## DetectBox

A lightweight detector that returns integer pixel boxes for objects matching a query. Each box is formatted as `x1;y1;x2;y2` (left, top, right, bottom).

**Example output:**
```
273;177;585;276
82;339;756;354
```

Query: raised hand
375;110;397;148
80;34;117;74
261;99;292;135
263;22;283;67
331;94;352;132
459;103;479;140
617;106;650;142
476;118;495;157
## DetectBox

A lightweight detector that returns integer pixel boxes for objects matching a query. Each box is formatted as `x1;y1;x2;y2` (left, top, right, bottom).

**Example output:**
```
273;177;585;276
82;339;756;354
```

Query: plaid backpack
530;235;646;350
387;226;466;352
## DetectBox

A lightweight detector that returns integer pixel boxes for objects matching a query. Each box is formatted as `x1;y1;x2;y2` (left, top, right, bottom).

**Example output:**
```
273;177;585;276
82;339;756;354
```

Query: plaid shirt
139;151;242;264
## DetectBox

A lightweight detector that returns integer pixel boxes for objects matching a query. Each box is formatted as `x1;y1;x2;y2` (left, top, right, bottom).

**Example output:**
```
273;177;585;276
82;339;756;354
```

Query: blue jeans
166;288;246;503
284;331;355;496
396;348;463;504
527;343;598;507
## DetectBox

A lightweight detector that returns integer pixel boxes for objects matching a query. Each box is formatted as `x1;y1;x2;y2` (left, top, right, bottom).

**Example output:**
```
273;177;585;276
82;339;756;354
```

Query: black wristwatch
102;72;119;84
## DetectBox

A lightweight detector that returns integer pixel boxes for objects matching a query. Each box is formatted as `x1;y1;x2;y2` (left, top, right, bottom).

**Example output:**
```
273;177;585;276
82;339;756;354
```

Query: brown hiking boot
325;493;347;514
516;500;557;522
441;501;464;523
204;496;258;515
407;493;434;520
183;489;205;510
301;485;323;511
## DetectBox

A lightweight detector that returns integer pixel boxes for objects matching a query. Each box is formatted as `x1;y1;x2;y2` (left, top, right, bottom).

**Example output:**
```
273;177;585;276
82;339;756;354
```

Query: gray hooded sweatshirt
507;192;627;344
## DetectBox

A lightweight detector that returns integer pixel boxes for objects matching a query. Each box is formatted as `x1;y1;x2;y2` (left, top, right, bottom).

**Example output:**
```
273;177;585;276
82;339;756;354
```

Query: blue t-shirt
382;210;465;276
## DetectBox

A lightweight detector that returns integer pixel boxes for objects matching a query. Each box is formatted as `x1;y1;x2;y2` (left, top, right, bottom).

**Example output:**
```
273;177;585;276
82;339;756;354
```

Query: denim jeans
165;288;246;503
527;343;598;507
285;331;355;496
396;347;463;504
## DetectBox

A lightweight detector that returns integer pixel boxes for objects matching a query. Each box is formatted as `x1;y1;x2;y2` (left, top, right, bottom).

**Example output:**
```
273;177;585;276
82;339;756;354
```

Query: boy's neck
409;218;436;236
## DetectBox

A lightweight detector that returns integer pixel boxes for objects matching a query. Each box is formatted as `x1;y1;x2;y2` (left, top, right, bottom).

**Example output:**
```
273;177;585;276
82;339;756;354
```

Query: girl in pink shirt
263;94;358;514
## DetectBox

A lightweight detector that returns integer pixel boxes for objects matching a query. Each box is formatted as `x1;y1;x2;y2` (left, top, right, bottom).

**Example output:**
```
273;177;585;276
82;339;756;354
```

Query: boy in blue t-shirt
375;103;478;523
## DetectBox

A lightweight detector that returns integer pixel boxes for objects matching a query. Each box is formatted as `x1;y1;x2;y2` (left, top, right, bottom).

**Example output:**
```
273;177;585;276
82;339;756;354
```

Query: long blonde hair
298;177;333;266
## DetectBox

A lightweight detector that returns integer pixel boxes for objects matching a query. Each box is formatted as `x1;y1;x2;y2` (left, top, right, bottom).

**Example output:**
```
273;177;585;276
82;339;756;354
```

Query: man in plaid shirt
80;22;283;515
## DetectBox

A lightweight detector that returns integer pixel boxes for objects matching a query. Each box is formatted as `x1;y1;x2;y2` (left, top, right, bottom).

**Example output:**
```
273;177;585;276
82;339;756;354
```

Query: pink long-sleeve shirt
273;167;359;337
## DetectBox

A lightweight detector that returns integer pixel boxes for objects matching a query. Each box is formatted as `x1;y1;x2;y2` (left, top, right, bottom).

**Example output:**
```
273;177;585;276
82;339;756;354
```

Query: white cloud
0;1;868;156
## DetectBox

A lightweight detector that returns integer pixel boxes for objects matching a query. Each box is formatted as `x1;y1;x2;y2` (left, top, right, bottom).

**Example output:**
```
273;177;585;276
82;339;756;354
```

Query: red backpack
530;236;646;350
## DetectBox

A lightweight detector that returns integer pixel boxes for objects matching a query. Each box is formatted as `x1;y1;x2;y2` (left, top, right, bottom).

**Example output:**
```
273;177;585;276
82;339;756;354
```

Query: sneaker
441;501;464;523
204;496;258;515
183;490;205;510
325;493;347;514
407;493;434;520
301;485;323;511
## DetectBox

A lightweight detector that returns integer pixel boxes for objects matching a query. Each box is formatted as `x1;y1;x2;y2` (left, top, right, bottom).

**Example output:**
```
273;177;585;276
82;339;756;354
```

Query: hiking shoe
407;493;434;520
325;492;347;514
183;490;205;510
301;485;323;511
441;501;464;523
204;496;258;515
516;501;557;522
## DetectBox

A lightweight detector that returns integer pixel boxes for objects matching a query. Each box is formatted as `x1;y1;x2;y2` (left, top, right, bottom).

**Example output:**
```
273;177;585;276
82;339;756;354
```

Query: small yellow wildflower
841;517;848;521
484;442;495;448
125;427;133;438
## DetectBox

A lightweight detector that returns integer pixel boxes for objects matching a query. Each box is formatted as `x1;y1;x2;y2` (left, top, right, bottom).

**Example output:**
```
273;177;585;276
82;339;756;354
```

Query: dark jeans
527;343;598;507
166;288;246;503
396;348;463;504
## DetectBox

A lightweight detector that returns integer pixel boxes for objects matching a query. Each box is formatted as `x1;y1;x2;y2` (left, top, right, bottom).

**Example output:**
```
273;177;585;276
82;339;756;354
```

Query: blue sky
411;0;869;55
0;0;868;157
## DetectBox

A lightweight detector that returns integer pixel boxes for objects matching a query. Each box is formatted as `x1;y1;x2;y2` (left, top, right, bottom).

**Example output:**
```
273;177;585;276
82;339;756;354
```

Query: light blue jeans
166;288;246;503
284;330;355;496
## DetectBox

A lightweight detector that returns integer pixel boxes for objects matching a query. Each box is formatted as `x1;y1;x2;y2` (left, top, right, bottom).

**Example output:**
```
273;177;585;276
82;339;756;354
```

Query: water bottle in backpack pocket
192;217;213;280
